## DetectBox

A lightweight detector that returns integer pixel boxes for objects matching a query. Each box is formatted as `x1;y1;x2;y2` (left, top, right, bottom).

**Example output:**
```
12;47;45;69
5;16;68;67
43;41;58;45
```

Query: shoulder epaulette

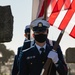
22;45;35;52
24;40;31;42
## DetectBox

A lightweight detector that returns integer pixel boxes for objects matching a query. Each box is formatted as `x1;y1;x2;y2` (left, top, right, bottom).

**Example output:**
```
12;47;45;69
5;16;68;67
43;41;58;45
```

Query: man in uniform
19;19;68;75
24;25;30;41
11;25;31;75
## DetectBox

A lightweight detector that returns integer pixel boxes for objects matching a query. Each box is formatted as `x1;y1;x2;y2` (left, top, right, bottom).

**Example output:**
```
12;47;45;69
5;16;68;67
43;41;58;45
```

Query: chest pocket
26;56;37;65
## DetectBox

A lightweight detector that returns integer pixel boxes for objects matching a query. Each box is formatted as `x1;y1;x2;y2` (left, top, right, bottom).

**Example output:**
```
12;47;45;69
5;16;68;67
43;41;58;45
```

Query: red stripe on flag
48;0;66;25
51;0;57;12
58;9;74;30
64;0;71;9
58;0;75;30
48;12;59;25
52;0;65;13
70;26;75;38
38;0;51;17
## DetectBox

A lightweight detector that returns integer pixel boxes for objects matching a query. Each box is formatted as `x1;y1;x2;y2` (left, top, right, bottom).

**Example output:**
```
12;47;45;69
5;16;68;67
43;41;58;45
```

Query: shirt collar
35;43;46;53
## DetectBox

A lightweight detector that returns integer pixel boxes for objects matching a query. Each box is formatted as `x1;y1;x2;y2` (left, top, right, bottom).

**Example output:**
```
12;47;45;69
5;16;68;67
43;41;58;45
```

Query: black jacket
11;40;34;75
11;47;22;75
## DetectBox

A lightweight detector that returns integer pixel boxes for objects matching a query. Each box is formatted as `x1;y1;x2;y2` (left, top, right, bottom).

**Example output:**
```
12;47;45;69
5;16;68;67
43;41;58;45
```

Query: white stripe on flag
65;13;75;34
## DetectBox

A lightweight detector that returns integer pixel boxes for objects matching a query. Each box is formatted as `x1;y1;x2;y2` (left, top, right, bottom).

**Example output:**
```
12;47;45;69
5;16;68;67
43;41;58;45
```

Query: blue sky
0;0;75;55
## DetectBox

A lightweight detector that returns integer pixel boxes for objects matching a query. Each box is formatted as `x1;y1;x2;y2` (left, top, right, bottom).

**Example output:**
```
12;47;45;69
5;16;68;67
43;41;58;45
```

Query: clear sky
0;0;75;55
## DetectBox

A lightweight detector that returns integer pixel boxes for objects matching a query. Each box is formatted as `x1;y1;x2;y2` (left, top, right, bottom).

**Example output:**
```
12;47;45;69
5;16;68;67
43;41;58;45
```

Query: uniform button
30;63;33;65
42;61;44;64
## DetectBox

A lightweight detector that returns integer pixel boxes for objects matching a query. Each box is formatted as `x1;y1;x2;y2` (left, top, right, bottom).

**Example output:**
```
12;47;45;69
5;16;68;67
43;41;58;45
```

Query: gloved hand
47;49;59;64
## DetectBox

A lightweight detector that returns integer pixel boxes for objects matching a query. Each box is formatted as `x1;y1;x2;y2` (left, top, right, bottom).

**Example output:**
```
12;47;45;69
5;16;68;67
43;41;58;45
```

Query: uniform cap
30;19;50;32
25;25;30;33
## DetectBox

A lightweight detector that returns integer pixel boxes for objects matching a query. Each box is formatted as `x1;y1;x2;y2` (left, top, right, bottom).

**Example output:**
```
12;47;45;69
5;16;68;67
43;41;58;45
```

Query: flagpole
43;0;47;20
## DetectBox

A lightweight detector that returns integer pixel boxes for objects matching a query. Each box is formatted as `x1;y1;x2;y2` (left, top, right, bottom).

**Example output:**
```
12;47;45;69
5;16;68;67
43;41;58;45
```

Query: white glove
47;49;59;64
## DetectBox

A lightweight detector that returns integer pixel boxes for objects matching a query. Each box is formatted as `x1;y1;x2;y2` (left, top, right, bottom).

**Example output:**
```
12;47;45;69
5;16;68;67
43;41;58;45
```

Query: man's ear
24;34;27;37
32;33;34;38
24;33;28;39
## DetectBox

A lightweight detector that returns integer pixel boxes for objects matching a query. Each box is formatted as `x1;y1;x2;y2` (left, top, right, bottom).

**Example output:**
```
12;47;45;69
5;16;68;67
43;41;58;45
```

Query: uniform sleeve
19;52;29;75
56;45;68;75
11;55;19;75
17;47;22;57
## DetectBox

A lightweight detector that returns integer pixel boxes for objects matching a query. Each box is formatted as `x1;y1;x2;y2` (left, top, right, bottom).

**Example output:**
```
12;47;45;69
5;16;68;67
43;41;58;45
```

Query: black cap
24;25;30;33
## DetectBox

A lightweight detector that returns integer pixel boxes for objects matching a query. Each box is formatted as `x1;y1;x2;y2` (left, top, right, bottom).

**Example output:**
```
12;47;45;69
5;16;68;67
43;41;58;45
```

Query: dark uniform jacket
11;47;22;75
11;40;34;75
19;43;68;75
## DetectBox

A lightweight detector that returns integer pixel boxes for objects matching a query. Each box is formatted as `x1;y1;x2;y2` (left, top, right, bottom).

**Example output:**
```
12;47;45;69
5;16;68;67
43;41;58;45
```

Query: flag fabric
32;0;75;38
32;0;71;19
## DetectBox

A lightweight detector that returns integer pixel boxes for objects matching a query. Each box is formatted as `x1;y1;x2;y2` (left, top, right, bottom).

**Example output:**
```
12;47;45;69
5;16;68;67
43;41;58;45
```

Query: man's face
34;29;48;35
33;29;48;43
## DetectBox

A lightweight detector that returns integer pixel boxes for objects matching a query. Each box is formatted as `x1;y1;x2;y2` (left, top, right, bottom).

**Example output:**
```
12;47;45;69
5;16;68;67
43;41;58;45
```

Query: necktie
40;48;45;54
40;48;45;61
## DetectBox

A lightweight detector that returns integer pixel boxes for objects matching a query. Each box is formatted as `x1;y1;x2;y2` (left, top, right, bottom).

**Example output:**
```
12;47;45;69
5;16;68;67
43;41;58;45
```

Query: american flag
32;0;75;38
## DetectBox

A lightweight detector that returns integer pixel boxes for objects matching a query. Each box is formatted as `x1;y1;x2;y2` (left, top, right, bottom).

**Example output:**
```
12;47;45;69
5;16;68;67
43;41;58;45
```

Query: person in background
19;19;68;75
11;25;31;75
24;25;30;41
